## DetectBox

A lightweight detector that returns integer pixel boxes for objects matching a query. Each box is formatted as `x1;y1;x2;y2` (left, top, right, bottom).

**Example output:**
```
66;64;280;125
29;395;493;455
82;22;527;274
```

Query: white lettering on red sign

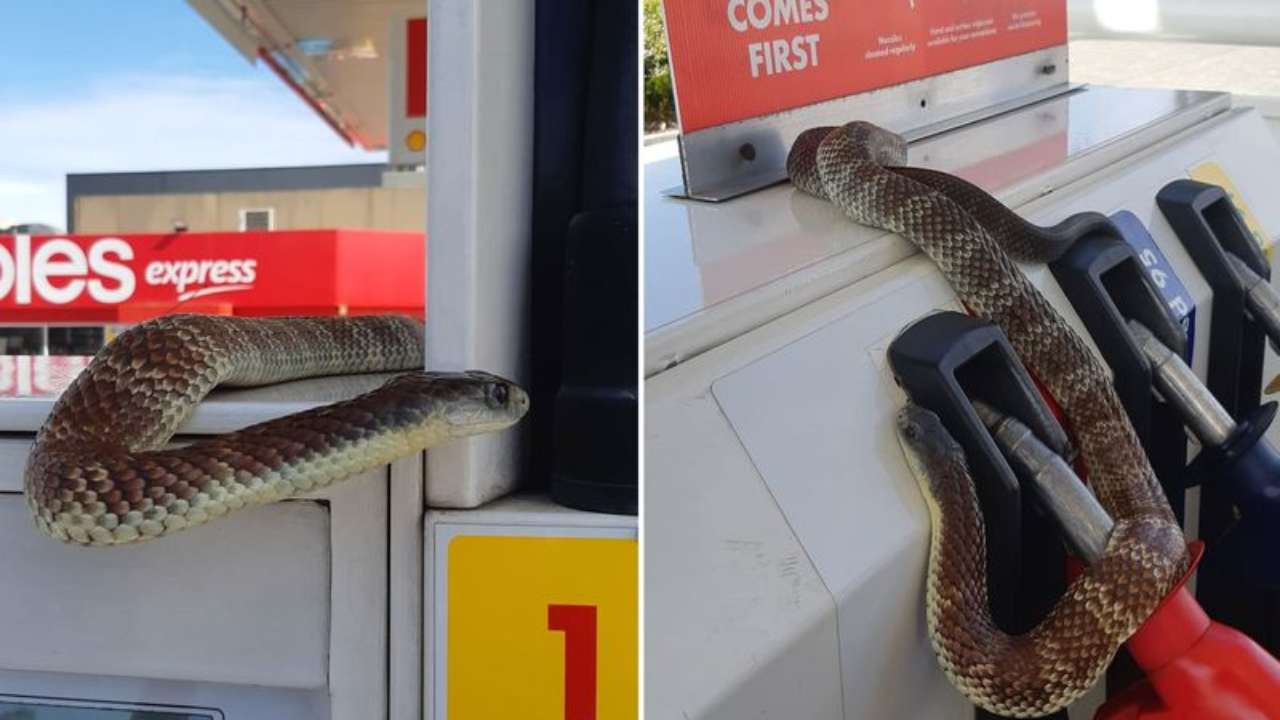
726;0;828;78
0;235;135;305
143;258;258;301
0;235;258;306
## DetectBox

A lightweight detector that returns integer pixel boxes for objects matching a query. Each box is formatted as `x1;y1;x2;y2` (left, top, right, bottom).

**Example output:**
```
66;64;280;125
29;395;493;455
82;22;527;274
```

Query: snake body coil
788;123;1188;716
26;314;528;546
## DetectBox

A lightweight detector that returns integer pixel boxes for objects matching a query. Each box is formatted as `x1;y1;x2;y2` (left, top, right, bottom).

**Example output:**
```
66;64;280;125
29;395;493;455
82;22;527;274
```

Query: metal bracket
668;46;1071;202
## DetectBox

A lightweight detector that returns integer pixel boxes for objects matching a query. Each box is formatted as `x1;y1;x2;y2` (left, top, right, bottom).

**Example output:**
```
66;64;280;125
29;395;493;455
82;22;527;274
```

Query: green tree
644;0;676;131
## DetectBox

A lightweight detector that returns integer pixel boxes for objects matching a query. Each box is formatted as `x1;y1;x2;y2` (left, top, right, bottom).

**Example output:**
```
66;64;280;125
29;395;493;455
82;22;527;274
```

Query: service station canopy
188;0;425;158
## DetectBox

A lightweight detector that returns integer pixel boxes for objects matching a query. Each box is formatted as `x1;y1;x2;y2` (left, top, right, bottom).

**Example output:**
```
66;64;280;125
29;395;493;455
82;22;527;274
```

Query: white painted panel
326;469;389;719
0;439;31;493
644;384;842;718
0;372;397;435
425;0;535;508
0;667;329;719
0;497;330;688
712;263;969;719
389;454;425;720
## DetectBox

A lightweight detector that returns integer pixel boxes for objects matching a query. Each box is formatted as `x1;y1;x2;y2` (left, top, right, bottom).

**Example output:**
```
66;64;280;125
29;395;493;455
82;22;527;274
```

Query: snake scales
25;314;528;546
788;122;1188;716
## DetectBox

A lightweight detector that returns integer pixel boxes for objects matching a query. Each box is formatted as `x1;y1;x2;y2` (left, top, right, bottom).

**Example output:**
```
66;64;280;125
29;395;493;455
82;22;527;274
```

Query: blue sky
0;1;385;228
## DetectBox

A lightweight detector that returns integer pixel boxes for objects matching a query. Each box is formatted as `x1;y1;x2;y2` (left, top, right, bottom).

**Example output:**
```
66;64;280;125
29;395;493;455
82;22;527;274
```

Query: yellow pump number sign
446;533;638;720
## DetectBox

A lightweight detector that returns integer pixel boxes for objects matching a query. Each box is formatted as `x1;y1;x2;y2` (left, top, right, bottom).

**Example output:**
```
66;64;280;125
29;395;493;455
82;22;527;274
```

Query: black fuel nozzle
1157;179;1269;417
1158;178;1280;652
889;311;1071;720
1128;318;1280;586
1048;223;1190;521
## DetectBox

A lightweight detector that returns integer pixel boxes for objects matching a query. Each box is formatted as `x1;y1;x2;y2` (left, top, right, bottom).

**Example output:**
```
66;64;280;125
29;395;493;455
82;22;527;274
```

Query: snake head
442;370;529;435
390;370;530;438
895;404;965;477
840;121;909;166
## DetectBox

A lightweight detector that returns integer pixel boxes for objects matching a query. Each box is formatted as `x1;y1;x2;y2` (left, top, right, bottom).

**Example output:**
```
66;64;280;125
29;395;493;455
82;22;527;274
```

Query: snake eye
488;383;509;408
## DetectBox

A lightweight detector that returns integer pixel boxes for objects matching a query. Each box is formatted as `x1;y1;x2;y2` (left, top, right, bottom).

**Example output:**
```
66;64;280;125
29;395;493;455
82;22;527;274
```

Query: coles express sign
0;233;261;308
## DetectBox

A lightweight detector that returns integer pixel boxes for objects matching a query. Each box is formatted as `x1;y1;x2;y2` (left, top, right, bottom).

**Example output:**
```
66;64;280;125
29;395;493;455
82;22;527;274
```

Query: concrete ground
1071;38;1280;101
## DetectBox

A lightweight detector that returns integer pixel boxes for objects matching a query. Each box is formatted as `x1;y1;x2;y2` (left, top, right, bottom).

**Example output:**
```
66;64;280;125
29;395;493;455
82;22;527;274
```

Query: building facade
67;165;425;234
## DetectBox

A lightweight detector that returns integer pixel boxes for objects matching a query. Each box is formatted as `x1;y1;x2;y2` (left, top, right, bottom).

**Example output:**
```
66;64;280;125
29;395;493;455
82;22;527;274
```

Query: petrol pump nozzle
1227;252;1280;356
970;401;1280;719
1226;252;1280;394
975;401;1112;563
1127;319;1237;448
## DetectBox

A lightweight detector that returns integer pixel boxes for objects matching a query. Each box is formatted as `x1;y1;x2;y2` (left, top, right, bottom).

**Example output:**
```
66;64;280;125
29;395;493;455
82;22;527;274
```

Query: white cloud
0;70;386;228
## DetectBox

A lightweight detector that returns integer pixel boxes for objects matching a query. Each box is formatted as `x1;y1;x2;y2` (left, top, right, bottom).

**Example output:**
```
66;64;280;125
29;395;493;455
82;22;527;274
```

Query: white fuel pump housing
646;87;1280;718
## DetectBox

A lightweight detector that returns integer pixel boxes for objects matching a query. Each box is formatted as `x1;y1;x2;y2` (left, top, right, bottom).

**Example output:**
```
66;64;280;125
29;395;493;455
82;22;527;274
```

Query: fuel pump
1047;222;1195;694
1156;180;1280;652
982;405;1280;720
889;311;1072;720
890;311;1280;719
1126;321;1280;584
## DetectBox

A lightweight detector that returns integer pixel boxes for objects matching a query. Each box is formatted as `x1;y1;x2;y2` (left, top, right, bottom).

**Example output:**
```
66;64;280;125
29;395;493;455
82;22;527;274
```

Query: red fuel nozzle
1096;542;1280;720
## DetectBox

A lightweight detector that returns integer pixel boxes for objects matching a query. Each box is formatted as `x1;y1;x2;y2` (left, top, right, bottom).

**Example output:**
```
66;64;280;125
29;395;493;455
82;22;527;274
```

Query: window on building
47;326;106;355
239;208;275;232
0;328;44;355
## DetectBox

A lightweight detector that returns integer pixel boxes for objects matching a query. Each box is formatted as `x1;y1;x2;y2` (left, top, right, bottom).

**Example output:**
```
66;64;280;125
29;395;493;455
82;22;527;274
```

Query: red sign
0;230;425;323
663;0;1067;132
390;15;428;165
408;17;428;118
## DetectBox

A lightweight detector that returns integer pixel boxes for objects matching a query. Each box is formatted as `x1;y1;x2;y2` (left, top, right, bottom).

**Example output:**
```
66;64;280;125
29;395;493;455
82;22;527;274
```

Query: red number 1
548;604;597;720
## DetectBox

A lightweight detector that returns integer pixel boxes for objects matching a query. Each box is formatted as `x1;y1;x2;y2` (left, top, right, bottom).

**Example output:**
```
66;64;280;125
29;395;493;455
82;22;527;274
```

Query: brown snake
788;122;1188;716
25;314;528;546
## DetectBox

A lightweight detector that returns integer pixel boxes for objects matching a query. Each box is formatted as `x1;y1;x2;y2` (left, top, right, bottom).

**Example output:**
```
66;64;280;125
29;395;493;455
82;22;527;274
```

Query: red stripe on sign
408;18;427;118
548;604;598;720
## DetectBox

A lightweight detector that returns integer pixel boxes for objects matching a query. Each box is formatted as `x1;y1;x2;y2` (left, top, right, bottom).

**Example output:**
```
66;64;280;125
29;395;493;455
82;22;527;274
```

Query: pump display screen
0;697;221;720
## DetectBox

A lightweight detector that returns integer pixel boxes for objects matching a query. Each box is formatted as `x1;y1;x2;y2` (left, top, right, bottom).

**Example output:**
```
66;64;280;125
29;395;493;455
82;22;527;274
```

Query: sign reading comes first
726;0;830;79
663;0;1067;132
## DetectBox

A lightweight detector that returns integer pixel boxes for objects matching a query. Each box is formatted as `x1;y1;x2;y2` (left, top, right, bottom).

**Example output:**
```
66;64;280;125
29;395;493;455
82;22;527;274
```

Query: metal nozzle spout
1127;319;1237;448
974;401;1114;564
1228;252;1280;355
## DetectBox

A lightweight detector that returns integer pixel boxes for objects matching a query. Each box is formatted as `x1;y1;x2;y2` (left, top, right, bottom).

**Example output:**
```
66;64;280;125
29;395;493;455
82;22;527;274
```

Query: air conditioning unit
239;208;275;232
